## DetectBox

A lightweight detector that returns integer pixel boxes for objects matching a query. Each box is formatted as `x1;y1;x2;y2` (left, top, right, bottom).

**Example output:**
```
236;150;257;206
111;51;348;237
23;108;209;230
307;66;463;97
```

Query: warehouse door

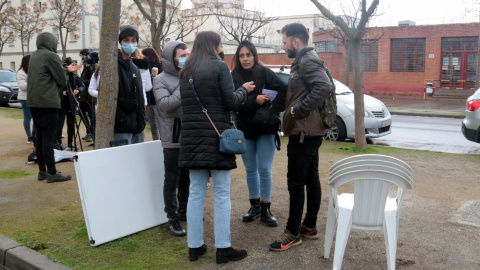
441;37;478;89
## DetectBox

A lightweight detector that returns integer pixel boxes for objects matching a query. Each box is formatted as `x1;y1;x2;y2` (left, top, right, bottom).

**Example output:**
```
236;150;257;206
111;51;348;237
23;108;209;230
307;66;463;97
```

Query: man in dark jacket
27;32;82;183
269;23;332;251
112;25;146;145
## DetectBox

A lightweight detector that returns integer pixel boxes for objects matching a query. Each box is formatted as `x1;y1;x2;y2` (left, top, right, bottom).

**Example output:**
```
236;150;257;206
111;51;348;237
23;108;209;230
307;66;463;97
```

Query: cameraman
27;32;82;183
56;57;85;150
78;48;96;142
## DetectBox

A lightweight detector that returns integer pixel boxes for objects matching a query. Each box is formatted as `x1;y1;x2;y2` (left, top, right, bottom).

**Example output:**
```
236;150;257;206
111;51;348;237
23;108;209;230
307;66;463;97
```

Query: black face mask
219;51;224;61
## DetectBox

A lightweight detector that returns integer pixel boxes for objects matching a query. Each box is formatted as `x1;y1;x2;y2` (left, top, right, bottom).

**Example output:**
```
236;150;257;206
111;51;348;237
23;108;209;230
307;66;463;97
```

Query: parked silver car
272;66;392;141
461;88;480;143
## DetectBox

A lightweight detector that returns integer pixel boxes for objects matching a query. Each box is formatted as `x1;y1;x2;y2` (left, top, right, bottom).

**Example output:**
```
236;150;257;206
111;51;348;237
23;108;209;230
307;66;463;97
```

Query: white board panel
74;141;167;246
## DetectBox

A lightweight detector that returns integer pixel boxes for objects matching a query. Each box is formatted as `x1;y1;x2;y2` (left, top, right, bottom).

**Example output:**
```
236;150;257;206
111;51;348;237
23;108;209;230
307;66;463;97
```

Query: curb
0;235;72;270
390;110;465;119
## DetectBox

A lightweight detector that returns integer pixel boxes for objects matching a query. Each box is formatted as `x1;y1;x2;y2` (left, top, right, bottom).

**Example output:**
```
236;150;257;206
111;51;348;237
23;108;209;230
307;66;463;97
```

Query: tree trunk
59;30;66;59
350;38;367;149
344;42;351;86
95;0;120;150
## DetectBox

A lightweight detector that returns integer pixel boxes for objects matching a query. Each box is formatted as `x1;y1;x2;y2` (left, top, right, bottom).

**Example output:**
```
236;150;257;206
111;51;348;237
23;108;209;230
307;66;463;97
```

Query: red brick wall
226;23;479;98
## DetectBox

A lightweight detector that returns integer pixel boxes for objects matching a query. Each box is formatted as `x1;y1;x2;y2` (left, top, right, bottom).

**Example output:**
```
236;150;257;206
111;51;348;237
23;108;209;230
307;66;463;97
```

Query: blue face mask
122;43;137;55
177;57;187;68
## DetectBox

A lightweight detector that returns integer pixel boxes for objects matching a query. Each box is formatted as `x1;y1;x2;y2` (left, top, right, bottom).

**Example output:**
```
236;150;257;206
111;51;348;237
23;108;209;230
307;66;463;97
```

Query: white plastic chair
324;154;413;270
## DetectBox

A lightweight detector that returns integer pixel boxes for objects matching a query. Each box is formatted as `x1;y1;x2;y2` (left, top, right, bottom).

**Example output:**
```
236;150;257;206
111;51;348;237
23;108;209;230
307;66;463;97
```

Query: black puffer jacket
179;59;248;170
233;66;287;139
115;51;146;134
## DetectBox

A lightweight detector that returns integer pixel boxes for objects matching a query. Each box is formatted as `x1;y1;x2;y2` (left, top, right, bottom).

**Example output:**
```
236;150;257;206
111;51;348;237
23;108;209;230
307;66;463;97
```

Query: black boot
216;247;248;264
242;198;261;222
261;202;278;227
189;244;207;262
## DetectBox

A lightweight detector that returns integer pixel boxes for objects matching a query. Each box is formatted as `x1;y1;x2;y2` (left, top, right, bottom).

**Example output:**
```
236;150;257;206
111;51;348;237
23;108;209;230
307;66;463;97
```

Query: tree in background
132;0;208;54
46;0;83;59
0;0;11;57
211;0;277;43
310;0;380;149
6;0;47;56
95;0;121;150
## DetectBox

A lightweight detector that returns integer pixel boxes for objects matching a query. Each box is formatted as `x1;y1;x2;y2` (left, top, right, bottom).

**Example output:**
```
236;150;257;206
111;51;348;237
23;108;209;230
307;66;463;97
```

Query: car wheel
0;99;8;107
323;116;347;141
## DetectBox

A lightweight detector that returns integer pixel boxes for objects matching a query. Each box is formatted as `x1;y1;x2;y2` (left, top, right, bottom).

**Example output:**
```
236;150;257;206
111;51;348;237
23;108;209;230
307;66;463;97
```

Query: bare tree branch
47;0;83;58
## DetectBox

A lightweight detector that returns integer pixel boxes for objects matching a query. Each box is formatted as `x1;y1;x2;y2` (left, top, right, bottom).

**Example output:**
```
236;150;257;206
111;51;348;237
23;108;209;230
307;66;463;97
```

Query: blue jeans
20;100;32;138
187;169;231;249
241;134;276;201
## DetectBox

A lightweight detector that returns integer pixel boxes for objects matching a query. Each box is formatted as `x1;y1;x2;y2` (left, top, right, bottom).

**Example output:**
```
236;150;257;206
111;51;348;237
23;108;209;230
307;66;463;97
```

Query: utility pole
82;0;85;48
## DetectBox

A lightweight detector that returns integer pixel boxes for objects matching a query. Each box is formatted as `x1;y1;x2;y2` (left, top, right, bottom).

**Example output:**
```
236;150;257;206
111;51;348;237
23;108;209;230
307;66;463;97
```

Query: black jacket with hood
115;50;146;134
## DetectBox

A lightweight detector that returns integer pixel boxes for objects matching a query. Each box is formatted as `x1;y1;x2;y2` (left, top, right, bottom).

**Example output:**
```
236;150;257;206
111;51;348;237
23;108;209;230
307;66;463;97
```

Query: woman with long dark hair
17;54;34;143
141;47;163;141
178;31;255;264
231;40;287;227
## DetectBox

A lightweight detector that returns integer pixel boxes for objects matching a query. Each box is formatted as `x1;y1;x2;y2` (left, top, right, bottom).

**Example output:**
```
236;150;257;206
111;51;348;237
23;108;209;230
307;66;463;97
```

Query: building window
10;61;15;71
442;37;478;52
348;40;378;72
314;39;337;53
391;38;426;72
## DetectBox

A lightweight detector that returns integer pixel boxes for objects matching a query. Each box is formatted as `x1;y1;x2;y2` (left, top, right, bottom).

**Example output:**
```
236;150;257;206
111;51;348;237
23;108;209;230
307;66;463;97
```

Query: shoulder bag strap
189;76;222;138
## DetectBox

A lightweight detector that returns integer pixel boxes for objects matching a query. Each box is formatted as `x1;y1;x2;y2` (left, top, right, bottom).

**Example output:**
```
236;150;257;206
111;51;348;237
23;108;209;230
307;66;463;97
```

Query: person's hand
242;81;255;93
256;94;269;105
67;63;82;73
290;107;296;118
73;89;79;95
63;91;67;96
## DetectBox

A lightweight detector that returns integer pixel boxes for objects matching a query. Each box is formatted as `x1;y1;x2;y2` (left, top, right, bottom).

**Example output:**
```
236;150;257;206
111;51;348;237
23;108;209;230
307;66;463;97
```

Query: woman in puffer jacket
178;31;255;264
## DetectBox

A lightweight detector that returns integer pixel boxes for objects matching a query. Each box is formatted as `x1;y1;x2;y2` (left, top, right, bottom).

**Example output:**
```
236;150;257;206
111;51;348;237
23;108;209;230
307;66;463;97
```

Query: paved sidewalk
376;96;466;119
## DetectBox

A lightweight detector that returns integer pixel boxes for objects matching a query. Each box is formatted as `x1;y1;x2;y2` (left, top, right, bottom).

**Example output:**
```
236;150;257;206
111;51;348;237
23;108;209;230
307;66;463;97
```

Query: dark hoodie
27;32;67;109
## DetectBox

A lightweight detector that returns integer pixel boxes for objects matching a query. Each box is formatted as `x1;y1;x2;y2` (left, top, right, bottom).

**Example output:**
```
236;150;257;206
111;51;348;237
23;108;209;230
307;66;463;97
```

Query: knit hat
118;25;139;44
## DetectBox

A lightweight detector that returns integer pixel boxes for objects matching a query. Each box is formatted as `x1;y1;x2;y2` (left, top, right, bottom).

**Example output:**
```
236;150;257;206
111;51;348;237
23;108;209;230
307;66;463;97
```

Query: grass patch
1;203;190;270
0;170;32;179
145;123;151;132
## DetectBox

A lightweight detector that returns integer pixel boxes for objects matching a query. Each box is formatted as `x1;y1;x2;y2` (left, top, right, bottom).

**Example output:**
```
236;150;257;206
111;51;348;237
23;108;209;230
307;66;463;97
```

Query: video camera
83;50;99;66
62;57;73;68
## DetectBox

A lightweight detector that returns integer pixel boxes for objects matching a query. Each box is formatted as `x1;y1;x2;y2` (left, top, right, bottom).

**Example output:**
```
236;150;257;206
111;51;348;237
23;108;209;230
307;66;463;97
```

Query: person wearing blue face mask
107;25;146;145
152;41;191;237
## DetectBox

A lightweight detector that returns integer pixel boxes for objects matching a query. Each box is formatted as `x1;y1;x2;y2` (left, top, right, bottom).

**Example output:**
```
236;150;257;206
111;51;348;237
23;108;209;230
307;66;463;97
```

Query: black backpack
297;60;337;129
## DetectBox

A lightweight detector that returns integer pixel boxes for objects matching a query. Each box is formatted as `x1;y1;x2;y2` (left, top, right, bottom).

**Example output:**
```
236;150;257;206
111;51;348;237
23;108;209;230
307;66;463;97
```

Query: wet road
370;115;480;155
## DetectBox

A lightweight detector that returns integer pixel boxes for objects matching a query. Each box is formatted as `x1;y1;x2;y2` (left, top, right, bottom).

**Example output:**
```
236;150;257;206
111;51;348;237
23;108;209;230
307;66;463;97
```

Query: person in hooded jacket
153;40;191;237
111;25;146;145
27;32;81;183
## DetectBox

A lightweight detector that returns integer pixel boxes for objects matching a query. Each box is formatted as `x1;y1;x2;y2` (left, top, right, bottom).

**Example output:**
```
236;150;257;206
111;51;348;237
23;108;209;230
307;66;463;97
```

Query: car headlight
0;86;11;93
345;103;368;117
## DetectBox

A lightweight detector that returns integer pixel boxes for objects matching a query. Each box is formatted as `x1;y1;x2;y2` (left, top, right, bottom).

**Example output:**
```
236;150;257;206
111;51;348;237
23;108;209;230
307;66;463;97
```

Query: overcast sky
181;0;477;26
243;0;478;26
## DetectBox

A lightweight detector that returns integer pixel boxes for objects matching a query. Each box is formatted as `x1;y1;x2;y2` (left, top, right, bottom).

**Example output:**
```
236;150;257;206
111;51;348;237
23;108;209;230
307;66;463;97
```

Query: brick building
235;22;480;98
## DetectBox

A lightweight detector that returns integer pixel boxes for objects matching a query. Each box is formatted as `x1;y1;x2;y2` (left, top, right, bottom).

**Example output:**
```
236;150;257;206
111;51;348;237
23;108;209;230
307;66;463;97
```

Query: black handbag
189;77;246;155
249;102;281;133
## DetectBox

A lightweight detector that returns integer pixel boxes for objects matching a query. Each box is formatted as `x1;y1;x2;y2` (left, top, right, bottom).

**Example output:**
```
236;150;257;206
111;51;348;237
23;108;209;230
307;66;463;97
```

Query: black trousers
57;99;75;146
163;148;190;219
286;135;323;235
30;108;59;174
79;101;95;135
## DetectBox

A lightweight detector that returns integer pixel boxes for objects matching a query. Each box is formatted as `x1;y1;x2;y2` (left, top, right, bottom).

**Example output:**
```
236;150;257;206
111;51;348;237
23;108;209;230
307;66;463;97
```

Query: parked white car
461;88;480;143
271;66;392;141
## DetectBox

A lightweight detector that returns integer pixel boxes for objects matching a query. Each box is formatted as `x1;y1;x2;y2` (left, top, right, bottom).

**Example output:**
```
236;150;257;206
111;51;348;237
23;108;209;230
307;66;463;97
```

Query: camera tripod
65;74;91;152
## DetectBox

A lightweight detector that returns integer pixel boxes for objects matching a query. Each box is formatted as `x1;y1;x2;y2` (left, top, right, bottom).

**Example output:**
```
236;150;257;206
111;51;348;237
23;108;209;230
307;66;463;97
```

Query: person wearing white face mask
152;41;191;236
109;25;146;145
